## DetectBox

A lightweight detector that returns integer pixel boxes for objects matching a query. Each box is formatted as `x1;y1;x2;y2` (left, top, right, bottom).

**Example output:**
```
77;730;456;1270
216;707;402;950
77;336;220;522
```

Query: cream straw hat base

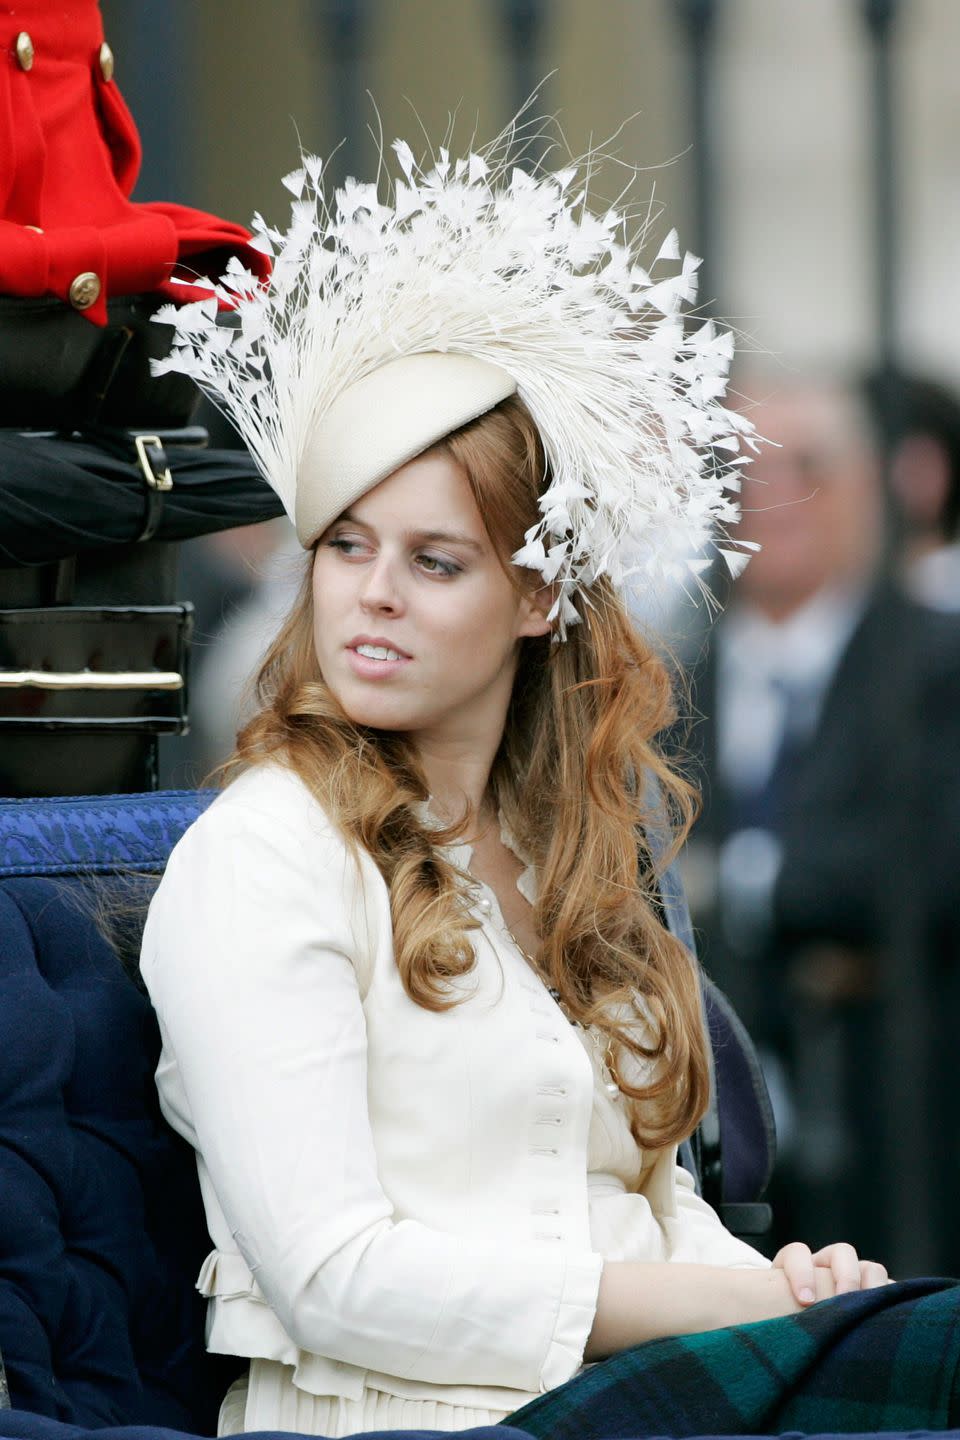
296;352;516;547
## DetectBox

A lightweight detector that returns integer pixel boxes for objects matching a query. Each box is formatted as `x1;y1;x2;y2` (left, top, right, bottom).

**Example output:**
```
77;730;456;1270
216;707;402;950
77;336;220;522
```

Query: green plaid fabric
507;1279;960;1439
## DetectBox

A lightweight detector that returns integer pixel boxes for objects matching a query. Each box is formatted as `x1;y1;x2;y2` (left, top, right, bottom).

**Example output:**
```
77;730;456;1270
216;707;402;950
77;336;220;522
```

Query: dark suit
682;581;960;1272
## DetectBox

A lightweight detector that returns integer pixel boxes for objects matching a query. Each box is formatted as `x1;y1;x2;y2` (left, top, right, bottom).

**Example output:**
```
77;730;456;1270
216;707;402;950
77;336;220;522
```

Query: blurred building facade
101;0;960;384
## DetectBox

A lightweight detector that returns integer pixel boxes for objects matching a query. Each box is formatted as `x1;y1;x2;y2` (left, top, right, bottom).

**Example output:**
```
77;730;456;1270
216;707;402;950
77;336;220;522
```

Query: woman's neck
407;647;518;825
413;739;497;829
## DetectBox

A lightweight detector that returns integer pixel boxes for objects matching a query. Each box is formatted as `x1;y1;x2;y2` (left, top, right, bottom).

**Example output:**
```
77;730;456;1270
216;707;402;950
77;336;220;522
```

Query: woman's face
311;450;550;745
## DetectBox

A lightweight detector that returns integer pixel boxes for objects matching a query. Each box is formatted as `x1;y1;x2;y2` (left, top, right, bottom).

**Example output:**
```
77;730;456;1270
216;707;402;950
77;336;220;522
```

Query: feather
152;116;757;632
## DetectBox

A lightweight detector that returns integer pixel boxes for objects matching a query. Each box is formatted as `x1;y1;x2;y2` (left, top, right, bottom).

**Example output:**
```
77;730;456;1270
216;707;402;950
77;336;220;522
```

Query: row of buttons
14;32;114;80
531;966;566;1229
12;32;112;311
471;878;570;1239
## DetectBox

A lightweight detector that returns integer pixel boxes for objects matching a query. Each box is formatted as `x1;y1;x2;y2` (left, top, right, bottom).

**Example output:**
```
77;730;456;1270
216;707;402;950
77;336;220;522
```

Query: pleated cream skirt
218;1361;513;1438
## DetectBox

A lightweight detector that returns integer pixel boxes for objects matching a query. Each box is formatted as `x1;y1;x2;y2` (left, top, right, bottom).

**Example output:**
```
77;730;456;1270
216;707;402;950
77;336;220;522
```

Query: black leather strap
132;435;173;543
62;425;175;543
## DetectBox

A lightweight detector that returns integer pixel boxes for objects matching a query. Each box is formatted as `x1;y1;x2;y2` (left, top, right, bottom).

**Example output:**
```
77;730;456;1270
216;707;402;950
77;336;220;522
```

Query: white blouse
140;762;768;1427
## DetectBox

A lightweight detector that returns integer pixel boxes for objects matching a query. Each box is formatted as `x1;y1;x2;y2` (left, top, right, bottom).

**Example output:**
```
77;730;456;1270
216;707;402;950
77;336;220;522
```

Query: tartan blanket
507;1278;960;1439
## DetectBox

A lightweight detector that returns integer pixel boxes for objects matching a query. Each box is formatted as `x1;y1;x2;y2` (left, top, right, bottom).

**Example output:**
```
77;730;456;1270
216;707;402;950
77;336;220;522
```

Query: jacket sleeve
639;1145;770;1269
140;794;602;1393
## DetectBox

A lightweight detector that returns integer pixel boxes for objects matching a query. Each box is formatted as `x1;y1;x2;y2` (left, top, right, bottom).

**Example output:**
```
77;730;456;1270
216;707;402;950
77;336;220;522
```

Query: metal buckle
134;433;174;492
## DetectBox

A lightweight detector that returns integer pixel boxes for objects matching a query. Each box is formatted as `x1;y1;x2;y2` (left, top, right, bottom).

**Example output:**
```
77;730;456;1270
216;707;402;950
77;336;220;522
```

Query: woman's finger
773;1241;817;1304
813;1241;862;1293
859;1259;890;1290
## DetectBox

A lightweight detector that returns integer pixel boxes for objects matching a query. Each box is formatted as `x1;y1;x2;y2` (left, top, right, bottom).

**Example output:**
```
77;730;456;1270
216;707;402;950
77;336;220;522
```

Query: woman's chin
332;689;418;732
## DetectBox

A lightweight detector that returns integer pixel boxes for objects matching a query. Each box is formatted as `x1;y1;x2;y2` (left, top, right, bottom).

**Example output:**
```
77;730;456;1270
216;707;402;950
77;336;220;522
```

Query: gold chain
498;915;620;1101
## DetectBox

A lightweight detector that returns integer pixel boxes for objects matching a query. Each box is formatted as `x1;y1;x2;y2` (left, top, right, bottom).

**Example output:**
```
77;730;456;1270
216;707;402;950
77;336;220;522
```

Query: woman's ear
516;583;556;639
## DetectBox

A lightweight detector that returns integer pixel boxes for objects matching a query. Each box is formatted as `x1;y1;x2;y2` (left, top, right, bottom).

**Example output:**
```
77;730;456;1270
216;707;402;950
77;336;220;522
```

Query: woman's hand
773;1241;890;1306
585;1248;892;1362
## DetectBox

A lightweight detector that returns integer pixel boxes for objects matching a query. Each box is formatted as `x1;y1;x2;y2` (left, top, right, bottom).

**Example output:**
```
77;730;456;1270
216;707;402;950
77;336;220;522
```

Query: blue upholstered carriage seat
0;788;773;1440
0;792;232;1433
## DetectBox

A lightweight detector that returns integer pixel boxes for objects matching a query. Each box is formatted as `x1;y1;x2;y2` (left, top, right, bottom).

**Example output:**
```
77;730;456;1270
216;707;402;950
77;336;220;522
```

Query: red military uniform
0;0;268;326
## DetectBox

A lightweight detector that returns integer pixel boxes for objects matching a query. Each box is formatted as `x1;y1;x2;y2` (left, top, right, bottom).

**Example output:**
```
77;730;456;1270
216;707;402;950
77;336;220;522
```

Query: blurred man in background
877;372;960;613
684;372;960;1269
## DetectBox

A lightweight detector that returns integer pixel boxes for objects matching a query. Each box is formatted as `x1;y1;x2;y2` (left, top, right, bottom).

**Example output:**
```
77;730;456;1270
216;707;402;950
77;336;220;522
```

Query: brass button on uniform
98;41;114;81
15;31;34;71
69;272;102;310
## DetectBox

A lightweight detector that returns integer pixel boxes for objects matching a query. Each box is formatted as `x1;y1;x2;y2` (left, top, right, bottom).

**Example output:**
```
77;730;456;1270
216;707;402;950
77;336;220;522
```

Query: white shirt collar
716;582;869;795
414;800;538;905
720;582;868;694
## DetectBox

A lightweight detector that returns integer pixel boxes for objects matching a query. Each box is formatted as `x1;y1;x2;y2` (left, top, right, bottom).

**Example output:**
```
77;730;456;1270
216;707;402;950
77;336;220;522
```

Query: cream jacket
140;763;768;1420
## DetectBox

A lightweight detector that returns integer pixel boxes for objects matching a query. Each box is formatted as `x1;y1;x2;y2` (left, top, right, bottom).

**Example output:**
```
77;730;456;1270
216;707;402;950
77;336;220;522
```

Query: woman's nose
359;554;405;615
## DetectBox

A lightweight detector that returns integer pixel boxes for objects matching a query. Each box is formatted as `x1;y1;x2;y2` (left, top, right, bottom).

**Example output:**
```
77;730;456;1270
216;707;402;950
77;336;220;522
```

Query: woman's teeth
355;644;404;661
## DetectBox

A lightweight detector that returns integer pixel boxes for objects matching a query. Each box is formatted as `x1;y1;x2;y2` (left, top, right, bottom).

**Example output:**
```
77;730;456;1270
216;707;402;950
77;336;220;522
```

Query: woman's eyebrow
407;528;485;551
336;512;485;551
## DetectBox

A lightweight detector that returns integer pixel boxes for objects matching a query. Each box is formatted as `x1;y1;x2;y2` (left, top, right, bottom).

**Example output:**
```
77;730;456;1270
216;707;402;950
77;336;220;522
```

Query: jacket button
69;272;102;310
15;32;34;71
99;41;114;81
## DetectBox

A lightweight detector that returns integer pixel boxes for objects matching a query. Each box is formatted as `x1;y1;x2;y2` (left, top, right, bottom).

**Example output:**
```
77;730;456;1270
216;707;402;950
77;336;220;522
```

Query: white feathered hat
153;126;757;634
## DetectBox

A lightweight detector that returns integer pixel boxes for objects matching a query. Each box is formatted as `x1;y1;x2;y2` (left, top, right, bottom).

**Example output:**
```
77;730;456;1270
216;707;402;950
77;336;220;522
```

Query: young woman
141;133;958;1439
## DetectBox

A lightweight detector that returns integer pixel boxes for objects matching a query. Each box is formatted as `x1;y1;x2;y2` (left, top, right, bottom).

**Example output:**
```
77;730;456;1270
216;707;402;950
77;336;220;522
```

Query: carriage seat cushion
0;789;238;1433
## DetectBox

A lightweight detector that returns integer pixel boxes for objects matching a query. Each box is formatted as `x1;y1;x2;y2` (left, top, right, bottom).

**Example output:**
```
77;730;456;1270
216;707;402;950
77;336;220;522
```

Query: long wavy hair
224;395;709;1150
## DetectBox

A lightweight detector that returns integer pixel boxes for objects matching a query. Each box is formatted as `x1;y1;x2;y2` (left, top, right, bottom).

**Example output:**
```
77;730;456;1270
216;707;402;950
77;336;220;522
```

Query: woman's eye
416;553;461;577
327;536;368;556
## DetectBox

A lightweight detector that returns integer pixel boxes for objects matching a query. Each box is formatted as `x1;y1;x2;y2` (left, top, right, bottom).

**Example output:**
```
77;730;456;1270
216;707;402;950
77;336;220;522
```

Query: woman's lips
345;643;412;681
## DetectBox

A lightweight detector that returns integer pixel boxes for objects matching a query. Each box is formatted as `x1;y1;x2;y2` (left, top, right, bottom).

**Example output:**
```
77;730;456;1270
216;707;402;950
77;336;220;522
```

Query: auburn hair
224;394;710;1150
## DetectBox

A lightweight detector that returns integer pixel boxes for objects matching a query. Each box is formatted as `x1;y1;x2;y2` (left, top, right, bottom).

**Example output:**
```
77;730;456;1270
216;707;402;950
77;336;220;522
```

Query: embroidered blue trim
0;790;215;876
